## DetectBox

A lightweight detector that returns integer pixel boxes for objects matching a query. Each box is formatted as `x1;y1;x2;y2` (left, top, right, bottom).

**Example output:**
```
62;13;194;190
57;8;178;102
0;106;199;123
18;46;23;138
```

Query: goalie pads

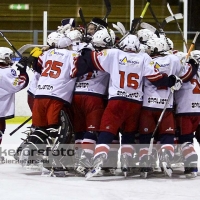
59;110;73;144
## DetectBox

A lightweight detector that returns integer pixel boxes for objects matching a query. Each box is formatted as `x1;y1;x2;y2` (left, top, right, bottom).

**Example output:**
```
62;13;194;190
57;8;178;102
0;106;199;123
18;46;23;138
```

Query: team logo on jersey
11;69;17;76
121;57;127;64
119;57;139;65
49;49;55;55
154;62;161;69
149;61;154;66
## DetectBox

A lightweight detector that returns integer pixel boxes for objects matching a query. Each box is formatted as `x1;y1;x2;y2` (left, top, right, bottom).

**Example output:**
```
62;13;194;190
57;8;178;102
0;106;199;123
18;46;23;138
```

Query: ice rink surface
1;124;200;200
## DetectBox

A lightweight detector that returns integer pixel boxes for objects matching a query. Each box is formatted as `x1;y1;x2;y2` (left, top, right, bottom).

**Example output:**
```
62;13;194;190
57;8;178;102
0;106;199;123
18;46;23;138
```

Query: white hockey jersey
175;73;200;114
35;48;79;103
143;54;192;109
75;70;109;96
0;67;28;118
90;49;162;101
27;71;40;96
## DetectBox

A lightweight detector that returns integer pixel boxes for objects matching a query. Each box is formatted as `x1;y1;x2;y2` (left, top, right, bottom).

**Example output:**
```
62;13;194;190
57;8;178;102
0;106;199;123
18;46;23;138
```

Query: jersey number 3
41;60;63;78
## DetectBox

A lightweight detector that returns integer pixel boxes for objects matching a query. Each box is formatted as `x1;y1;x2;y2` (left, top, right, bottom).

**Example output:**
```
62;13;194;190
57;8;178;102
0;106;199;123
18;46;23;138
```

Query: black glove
82;35;92;43
16;57;28;73
169;75;182;91
188;58;199;68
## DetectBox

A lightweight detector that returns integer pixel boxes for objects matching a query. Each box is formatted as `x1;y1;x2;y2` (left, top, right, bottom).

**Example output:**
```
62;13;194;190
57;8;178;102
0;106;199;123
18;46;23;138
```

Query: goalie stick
147;31;200;157
0;31;22;58
167;3;188;50
102;0;111;21
9;116;32;136
16;44;49;57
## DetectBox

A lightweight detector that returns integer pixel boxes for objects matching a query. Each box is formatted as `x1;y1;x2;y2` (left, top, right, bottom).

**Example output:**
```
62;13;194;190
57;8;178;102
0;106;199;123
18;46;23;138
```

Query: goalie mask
47;32;65;47
0;47;14;66
92;28;112;49
118;35;140;52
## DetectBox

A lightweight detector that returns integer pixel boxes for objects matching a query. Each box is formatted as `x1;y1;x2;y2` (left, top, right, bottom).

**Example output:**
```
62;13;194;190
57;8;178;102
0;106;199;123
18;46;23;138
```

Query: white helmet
118;35;140;52
92;28;112;48
66;30;82;43
0;47;14;65
190;50;200;63
146;38;167;54
160;35;174;50
137;29;157;44
108;28;116;46
47;31;65;47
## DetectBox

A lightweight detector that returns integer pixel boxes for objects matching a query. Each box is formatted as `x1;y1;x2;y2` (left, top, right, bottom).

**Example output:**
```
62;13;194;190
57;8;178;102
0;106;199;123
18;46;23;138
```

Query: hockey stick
148;5;173;49
16;44;49;57
112;23;125;36
79;8;87;37
0;31;22;58
140;22;160;38
9;116;32;136
167;3;188;50
147;31;200;156
117;22;126;35
132;0;151;34
115;0;151;46
102;0;111;21
161;13;183;29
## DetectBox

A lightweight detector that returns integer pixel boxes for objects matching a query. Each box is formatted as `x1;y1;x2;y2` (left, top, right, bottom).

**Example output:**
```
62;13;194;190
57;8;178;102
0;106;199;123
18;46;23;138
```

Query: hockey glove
82;34;92;43
169;75;182;92
16;57;28;73
28;47;43;73
187;58;199;68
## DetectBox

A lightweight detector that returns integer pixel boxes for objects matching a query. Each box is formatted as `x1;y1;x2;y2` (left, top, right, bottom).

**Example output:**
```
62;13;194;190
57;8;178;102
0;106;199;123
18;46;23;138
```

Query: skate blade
76;166;89;176
140;172;148;178
162;162;172;177
85;167;101;180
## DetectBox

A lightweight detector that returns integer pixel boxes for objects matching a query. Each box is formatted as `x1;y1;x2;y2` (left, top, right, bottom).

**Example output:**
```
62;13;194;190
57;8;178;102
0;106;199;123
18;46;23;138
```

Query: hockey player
74;29;183;179
174;50;200;177
138;37;198;178
19;37;78;168
73;29;113;176
0;47;29;159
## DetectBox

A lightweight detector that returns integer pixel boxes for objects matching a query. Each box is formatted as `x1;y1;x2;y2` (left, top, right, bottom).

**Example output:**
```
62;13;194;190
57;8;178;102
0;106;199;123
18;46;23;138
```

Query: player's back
96;48;153;101
35;48;78;103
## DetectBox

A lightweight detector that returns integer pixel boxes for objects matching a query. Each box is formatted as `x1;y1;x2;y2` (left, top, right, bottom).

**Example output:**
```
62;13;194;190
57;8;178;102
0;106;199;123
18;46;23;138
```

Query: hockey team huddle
0;13;200;180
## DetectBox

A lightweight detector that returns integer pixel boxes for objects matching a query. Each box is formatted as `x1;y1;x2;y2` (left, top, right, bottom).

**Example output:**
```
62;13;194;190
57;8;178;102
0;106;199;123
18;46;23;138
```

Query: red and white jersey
90;49;161;102
75;70;109;96
0;67;28;118
143;54;192;109
175;73;200;114
28;71;40;96
35;48;79;103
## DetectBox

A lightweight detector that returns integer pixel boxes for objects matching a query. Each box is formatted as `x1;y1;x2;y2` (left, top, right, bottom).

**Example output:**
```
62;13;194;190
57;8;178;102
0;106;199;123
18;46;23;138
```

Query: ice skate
19;147;30;167
139;155;154;178
85;153;106;180
184;162;198;178
159;149;173;177
75;152;93;176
